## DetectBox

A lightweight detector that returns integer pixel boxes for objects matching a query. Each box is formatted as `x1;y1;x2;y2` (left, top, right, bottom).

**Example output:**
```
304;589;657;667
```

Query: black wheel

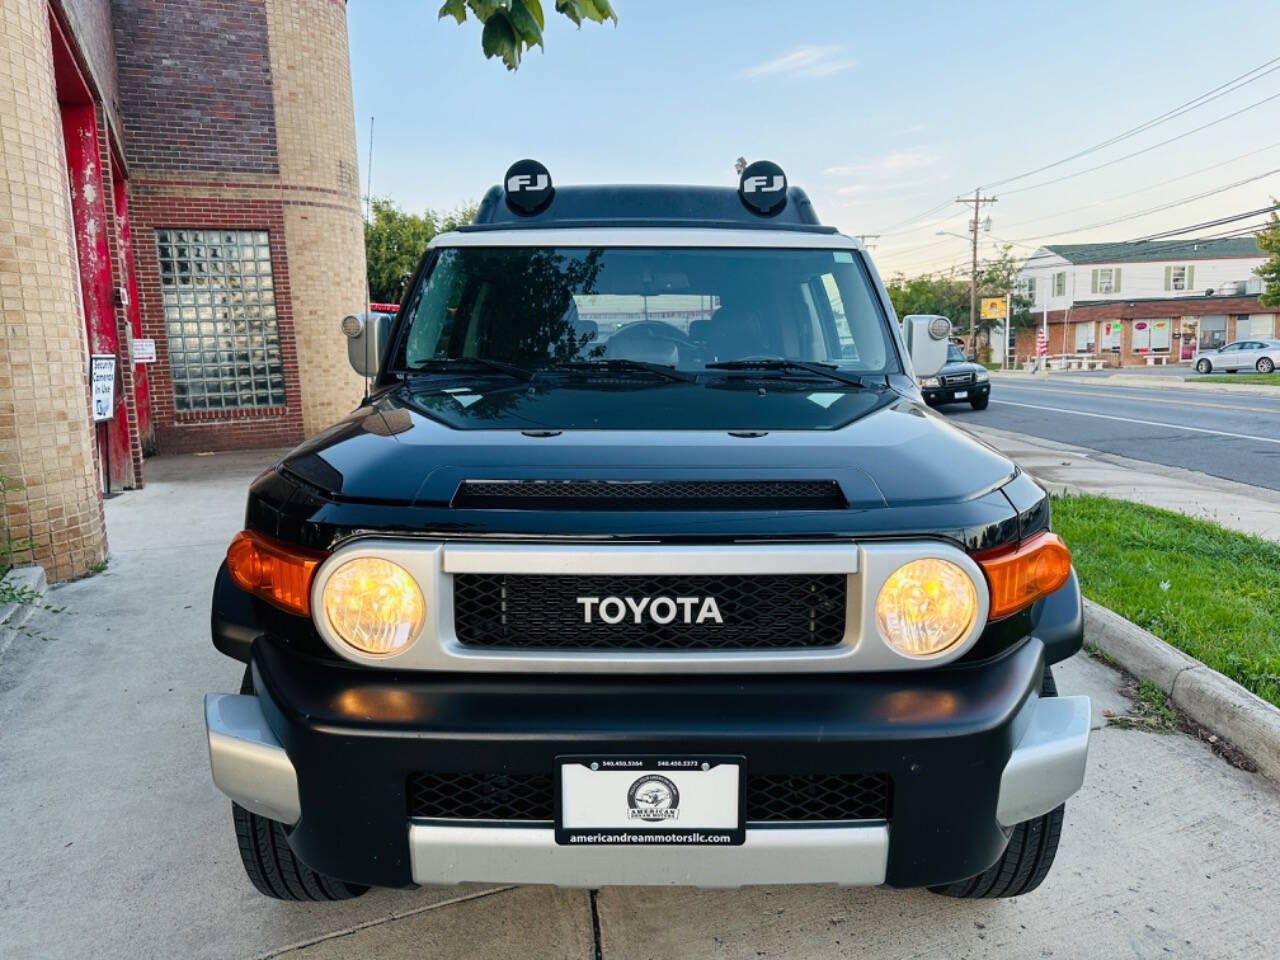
231;668;368;902
1195;358;1212;374
969;394;990;411
1258;357;1275;374
929;665;1064;899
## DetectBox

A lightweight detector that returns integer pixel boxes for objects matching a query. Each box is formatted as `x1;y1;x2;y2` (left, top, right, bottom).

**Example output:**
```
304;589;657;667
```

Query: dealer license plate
556;755;744;845
954;390;968;399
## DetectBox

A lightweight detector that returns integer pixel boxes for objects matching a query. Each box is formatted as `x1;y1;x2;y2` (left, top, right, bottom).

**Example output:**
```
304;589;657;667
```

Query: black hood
279;387;1015;510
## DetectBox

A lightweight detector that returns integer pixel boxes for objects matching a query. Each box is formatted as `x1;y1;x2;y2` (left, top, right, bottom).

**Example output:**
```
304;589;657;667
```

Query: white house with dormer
1012;237;1272;364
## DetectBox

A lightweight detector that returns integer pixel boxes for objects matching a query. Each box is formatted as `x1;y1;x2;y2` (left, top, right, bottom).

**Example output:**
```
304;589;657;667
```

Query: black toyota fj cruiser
205;160;1089;902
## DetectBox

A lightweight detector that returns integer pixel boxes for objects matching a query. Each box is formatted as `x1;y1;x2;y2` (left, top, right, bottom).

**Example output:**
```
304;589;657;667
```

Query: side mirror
902;314;951;378
342;312;393;377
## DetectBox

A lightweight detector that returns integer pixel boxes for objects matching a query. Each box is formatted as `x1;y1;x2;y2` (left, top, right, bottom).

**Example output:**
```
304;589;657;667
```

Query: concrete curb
0;565;48;660
1084;599;1280;782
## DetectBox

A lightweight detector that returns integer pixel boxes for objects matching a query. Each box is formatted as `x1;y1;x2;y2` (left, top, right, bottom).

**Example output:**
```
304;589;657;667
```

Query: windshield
946;344;967;364
389;246;898;375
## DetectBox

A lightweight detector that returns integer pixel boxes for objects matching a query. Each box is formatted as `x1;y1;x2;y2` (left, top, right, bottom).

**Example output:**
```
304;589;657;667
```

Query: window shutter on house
1164;266;1172;291
1113;268;1122;293
1091;269;1099;294
1186;265;1194;291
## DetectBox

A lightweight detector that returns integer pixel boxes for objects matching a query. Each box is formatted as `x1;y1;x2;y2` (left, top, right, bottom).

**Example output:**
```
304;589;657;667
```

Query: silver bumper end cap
996;694;1091;827
408;823;889;888
204;693;300;825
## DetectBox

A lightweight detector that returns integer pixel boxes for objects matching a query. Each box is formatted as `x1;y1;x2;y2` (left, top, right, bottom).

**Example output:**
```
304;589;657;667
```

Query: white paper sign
90;354;116;422
132;338;156;363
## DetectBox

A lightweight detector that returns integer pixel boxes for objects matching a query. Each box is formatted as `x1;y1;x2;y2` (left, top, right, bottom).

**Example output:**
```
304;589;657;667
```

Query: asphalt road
3;449;1279;959
943;377;1280;490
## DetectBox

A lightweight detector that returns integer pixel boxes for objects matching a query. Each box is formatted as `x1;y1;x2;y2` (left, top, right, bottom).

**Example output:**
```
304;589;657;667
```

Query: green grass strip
1051;493;1280;707
1193;372;1280;386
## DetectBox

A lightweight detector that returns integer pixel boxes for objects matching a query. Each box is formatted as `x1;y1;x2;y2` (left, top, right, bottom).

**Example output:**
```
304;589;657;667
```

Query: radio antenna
361;116;375;400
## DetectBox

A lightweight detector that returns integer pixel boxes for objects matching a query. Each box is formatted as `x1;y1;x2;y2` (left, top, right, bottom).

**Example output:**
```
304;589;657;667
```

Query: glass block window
156;229;286;410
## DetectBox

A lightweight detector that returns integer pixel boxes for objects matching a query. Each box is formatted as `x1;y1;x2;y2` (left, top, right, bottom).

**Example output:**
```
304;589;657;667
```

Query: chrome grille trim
308;539;990;674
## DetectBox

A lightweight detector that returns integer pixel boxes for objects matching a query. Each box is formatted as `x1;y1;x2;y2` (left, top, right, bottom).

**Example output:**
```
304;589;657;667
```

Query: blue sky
348;0;1280;275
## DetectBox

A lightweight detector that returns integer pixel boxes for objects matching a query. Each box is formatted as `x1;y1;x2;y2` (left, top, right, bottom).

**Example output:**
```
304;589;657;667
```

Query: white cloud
836;174;950;197
825;151;938;178
743;45;855;79
889;123;926;138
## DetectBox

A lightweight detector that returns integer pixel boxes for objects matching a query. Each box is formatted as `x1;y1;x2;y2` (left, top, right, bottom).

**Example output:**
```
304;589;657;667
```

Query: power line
1000;89;1280;197
1127;203;1280;242
1000;140;1280;231
870;56;1280;237
1009;168;1280;242
982;56;1280;190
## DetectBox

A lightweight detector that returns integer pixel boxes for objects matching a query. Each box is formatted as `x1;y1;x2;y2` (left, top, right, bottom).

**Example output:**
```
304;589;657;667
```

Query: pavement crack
251;884;517;959
589;888;604;960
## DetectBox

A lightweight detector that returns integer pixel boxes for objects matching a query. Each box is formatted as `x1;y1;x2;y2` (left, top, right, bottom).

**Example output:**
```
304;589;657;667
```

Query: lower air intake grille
745;773;891;822
406;772;891;823
452;573;847;650
452;479;847;511
407;772;555;822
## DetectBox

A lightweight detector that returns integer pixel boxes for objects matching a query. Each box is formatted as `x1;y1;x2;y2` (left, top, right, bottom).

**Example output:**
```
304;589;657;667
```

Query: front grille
407;772;555;821
941;373;974;387
452;479;847;511
407;772;892;823
745;774;891;822
453;573;847;650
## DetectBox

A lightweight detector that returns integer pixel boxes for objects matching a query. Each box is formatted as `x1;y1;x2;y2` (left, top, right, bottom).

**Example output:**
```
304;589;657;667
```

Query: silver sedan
1194;338;1280;374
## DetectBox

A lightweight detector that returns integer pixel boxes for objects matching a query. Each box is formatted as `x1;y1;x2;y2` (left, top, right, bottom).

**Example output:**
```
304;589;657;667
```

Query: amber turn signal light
977;531;1072;621
226;530;327;616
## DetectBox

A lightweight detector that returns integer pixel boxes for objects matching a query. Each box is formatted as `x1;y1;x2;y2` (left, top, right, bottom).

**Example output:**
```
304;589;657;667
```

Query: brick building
1;0;366;580
1012;238;1273;367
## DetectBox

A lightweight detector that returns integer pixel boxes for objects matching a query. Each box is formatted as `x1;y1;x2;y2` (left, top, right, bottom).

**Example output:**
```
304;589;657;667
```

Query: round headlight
321;557;425;656
875;558;977;657
340;314;364;338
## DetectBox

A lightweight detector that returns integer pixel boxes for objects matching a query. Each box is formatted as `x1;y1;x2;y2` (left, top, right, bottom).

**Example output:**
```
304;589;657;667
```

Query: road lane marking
996;383;1280;415
988;398;1280;445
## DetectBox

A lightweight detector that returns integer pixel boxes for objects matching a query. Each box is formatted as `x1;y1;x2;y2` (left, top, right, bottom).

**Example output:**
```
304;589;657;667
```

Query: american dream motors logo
627;775;680;822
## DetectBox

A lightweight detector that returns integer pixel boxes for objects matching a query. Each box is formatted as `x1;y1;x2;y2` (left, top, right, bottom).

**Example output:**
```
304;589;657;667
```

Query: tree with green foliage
364;197;476;304
1255;203;1280;308
438;0;617;70
884;271;971;330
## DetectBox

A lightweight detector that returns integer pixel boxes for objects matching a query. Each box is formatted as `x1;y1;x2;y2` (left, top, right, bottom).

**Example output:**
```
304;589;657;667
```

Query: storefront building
1012;295;1275;368
1;0;365;580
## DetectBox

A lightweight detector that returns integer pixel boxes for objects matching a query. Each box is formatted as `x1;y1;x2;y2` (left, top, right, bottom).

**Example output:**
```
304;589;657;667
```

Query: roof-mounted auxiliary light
504;158;555;215
738;159;788;216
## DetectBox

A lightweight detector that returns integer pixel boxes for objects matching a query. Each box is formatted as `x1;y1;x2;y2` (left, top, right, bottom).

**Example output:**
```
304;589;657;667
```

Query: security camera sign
90;354;116;422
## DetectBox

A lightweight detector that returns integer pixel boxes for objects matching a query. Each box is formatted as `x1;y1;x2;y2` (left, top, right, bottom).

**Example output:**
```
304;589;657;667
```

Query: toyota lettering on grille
576;596;724;625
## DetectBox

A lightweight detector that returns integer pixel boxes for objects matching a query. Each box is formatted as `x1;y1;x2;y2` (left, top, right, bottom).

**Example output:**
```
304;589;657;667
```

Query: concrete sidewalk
961;422;1280;542
2;449;1279;959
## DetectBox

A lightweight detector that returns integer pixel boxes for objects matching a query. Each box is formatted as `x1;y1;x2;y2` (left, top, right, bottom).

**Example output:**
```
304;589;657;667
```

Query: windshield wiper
404;358;534;381
549;358;697;383
704;357;874;388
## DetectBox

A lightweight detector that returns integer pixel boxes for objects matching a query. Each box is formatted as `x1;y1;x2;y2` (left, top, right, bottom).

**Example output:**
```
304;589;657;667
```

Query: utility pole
957;189;997;353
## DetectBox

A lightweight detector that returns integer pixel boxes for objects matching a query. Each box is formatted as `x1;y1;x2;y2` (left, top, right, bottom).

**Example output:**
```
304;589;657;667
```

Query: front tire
1196;358;1212;374
930;665;1064;899
969;394;990;410
232;804;368;901
231;667;368;902
1258;357;1275;374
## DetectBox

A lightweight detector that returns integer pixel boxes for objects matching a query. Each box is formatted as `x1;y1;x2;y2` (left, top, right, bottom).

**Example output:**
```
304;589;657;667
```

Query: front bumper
205;635;1089;890
923;382;990;404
